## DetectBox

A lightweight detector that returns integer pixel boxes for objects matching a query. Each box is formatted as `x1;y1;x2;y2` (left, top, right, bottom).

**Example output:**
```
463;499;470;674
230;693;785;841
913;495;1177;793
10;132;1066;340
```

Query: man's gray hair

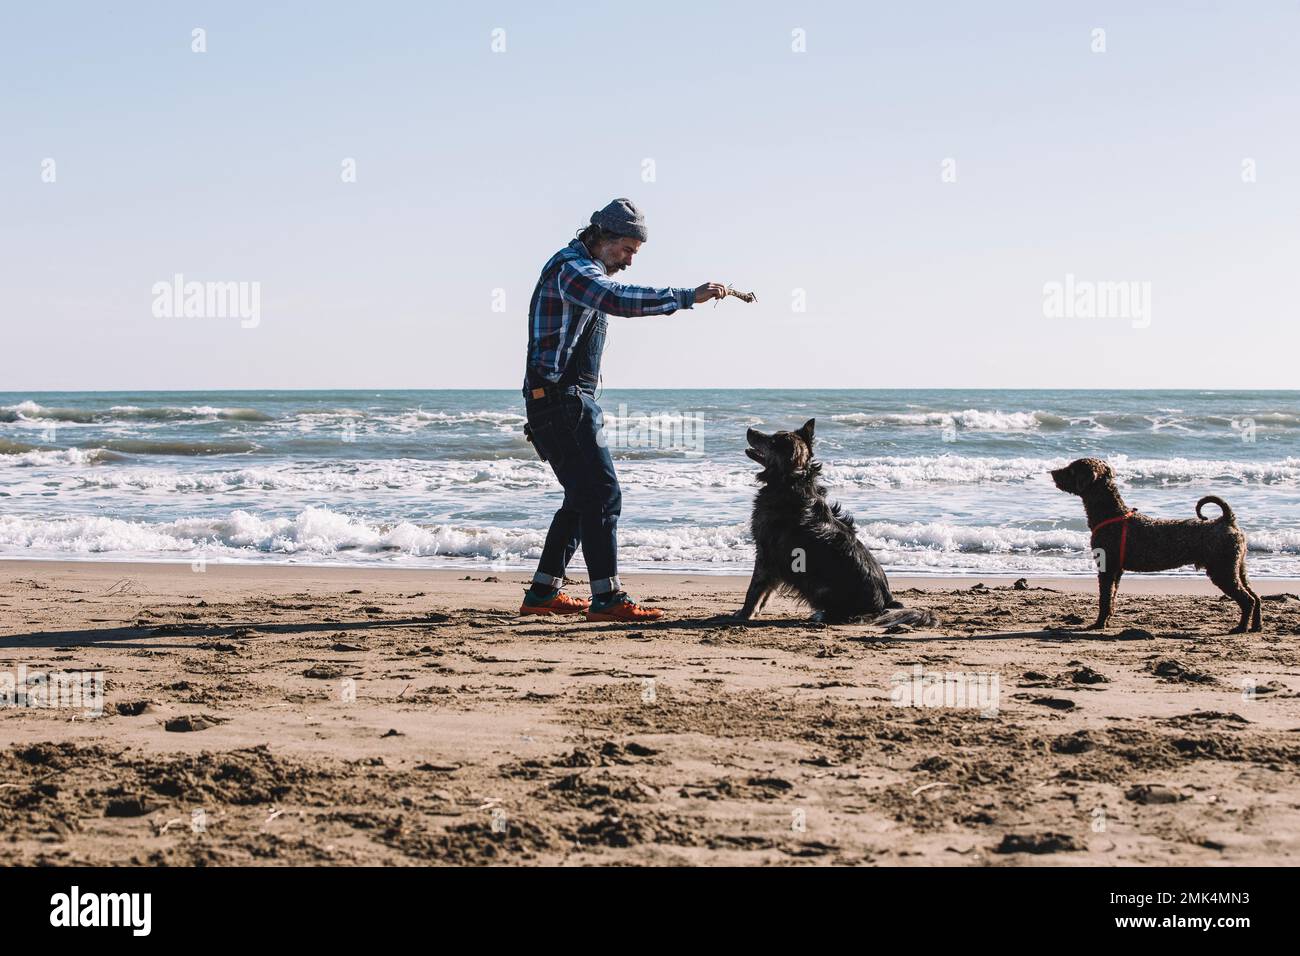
575;223;625;249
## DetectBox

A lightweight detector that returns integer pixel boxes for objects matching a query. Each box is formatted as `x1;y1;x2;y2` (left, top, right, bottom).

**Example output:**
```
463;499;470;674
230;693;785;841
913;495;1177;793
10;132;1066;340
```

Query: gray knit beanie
590;198;648;241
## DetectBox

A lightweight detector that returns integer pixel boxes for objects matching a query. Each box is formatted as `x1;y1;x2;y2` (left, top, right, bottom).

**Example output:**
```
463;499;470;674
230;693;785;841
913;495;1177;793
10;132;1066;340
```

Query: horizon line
3;385;1299;393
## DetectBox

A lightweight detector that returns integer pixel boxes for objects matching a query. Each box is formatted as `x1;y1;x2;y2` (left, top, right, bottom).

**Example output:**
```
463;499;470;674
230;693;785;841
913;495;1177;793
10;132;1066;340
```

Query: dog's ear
1086;459;1112;484
1070;458;1109;490
796;418;815;444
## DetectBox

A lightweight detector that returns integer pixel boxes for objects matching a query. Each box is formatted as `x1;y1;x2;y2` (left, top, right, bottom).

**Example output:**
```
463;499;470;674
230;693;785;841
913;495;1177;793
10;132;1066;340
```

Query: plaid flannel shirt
523;239;695;388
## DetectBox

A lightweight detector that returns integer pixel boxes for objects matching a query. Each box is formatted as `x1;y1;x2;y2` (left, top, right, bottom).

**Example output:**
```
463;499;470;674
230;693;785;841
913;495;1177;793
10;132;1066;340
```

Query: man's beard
603;260;627;274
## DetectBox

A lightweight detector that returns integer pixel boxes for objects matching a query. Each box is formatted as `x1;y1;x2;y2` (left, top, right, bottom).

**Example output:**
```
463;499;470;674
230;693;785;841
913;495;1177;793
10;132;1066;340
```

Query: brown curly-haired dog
1050;457;1261;633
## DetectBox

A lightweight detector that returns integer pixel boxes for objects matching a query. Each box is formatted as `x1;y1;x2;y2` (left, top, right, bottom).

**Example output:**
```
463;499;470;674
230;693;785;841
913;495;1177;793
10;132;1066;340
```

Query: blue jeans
525;389;622;595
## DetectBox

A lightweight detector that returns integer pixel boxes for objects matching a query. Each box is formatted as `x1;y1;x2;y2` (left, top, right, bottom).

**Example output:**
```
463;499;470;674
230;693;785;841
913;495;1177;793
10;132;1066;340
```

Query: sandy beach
2;559;1298;866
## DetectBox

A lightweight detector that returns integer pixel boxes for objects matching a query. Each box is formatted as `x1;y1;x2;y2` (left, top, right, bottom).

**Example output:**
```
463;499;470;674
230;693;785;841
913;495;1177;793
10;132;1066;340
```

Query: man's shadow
0;614;450;650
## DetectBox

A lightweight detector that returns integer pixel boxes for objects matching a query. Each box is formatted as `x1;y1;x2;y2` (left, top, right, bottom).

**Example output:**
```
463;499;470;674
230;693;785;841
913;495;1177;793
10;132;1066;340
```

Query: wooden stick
715;284;757;306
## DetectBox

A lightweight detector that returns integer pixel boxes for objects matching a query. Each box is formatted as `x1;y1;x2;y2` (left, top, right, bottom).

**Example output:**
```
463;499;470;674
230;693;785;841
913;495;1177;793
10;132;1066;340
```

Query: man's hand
693;282;729;305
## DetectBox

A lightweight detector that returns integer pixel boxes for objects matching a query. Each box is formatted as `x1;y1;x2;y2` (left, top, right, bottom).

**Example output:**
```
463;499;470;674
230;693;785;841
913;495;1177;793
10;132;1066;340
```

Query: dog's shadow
576;617;1207;643
527;615;823;636
935;626;1201;643
565;614;829;637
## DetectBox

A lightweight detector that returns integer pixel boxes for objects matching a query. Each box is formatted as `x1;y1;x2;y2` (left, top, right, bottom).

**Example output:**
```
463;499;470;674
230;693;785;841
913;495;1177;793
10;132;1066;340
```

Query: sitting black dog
1050;457;1262;633
733;419;935;627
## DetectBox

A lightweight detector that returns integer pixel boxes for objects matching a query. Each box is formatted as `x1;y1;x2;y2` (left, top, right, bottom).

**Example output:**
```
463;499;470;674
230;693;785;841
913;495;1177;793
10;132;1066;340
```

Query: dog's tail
871;603;938;629
1196;495;1237;524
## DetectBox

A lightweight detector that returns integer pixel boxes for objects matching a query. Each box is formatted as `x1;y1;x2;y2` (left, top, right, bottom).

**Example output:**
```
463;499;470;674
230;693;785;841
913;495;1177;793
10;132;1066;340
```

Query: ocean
2;389;1299;578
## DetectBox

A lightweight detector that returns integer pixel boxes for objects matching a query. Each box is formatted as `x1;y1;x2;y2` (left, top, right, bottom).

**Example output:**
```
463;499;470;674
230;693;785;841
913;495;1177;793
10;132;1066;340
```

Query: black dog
1050;457;1261;633
734;419;935;627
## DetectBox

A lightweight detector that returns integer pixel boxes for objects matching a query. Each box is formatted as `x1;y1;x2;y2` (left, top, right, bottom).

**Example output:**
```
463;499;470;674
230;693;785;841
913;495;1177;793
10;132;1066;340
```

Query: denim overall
523;316;622;595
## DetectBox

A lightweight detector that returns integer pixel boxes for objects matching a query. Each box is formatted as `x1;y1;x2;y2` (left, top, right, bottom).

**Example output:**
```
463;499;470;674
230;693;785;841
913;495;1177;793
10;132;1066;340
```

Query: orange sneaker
518;588;590;616
585;591;664;622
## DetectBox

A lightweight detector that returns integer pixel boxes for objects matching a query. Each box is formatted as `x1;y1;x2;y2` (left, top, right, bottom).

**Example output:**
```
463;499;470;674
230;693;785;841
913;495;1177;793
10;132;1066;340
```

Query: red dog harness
1090;510;1137;571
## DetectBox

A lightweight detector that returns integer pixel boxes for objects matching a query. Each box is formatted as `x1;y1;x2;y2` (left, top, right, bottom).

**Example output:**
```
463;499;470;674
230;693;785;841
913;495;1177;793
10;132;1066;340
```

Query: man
519;198;727;622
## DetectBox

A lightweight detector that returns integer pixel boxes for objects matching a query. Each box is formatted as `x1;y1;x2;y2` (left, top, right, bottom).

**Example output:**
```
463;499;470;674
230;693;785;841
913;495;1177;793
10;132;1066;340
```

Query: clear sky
3;1;1297;390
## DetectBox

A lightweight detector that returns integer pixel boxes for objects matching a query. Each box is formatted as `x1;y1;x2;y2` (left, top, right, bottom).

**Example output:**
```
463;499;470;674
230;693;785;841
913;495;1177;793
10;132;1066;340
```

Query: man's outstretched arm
557;260;727;316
